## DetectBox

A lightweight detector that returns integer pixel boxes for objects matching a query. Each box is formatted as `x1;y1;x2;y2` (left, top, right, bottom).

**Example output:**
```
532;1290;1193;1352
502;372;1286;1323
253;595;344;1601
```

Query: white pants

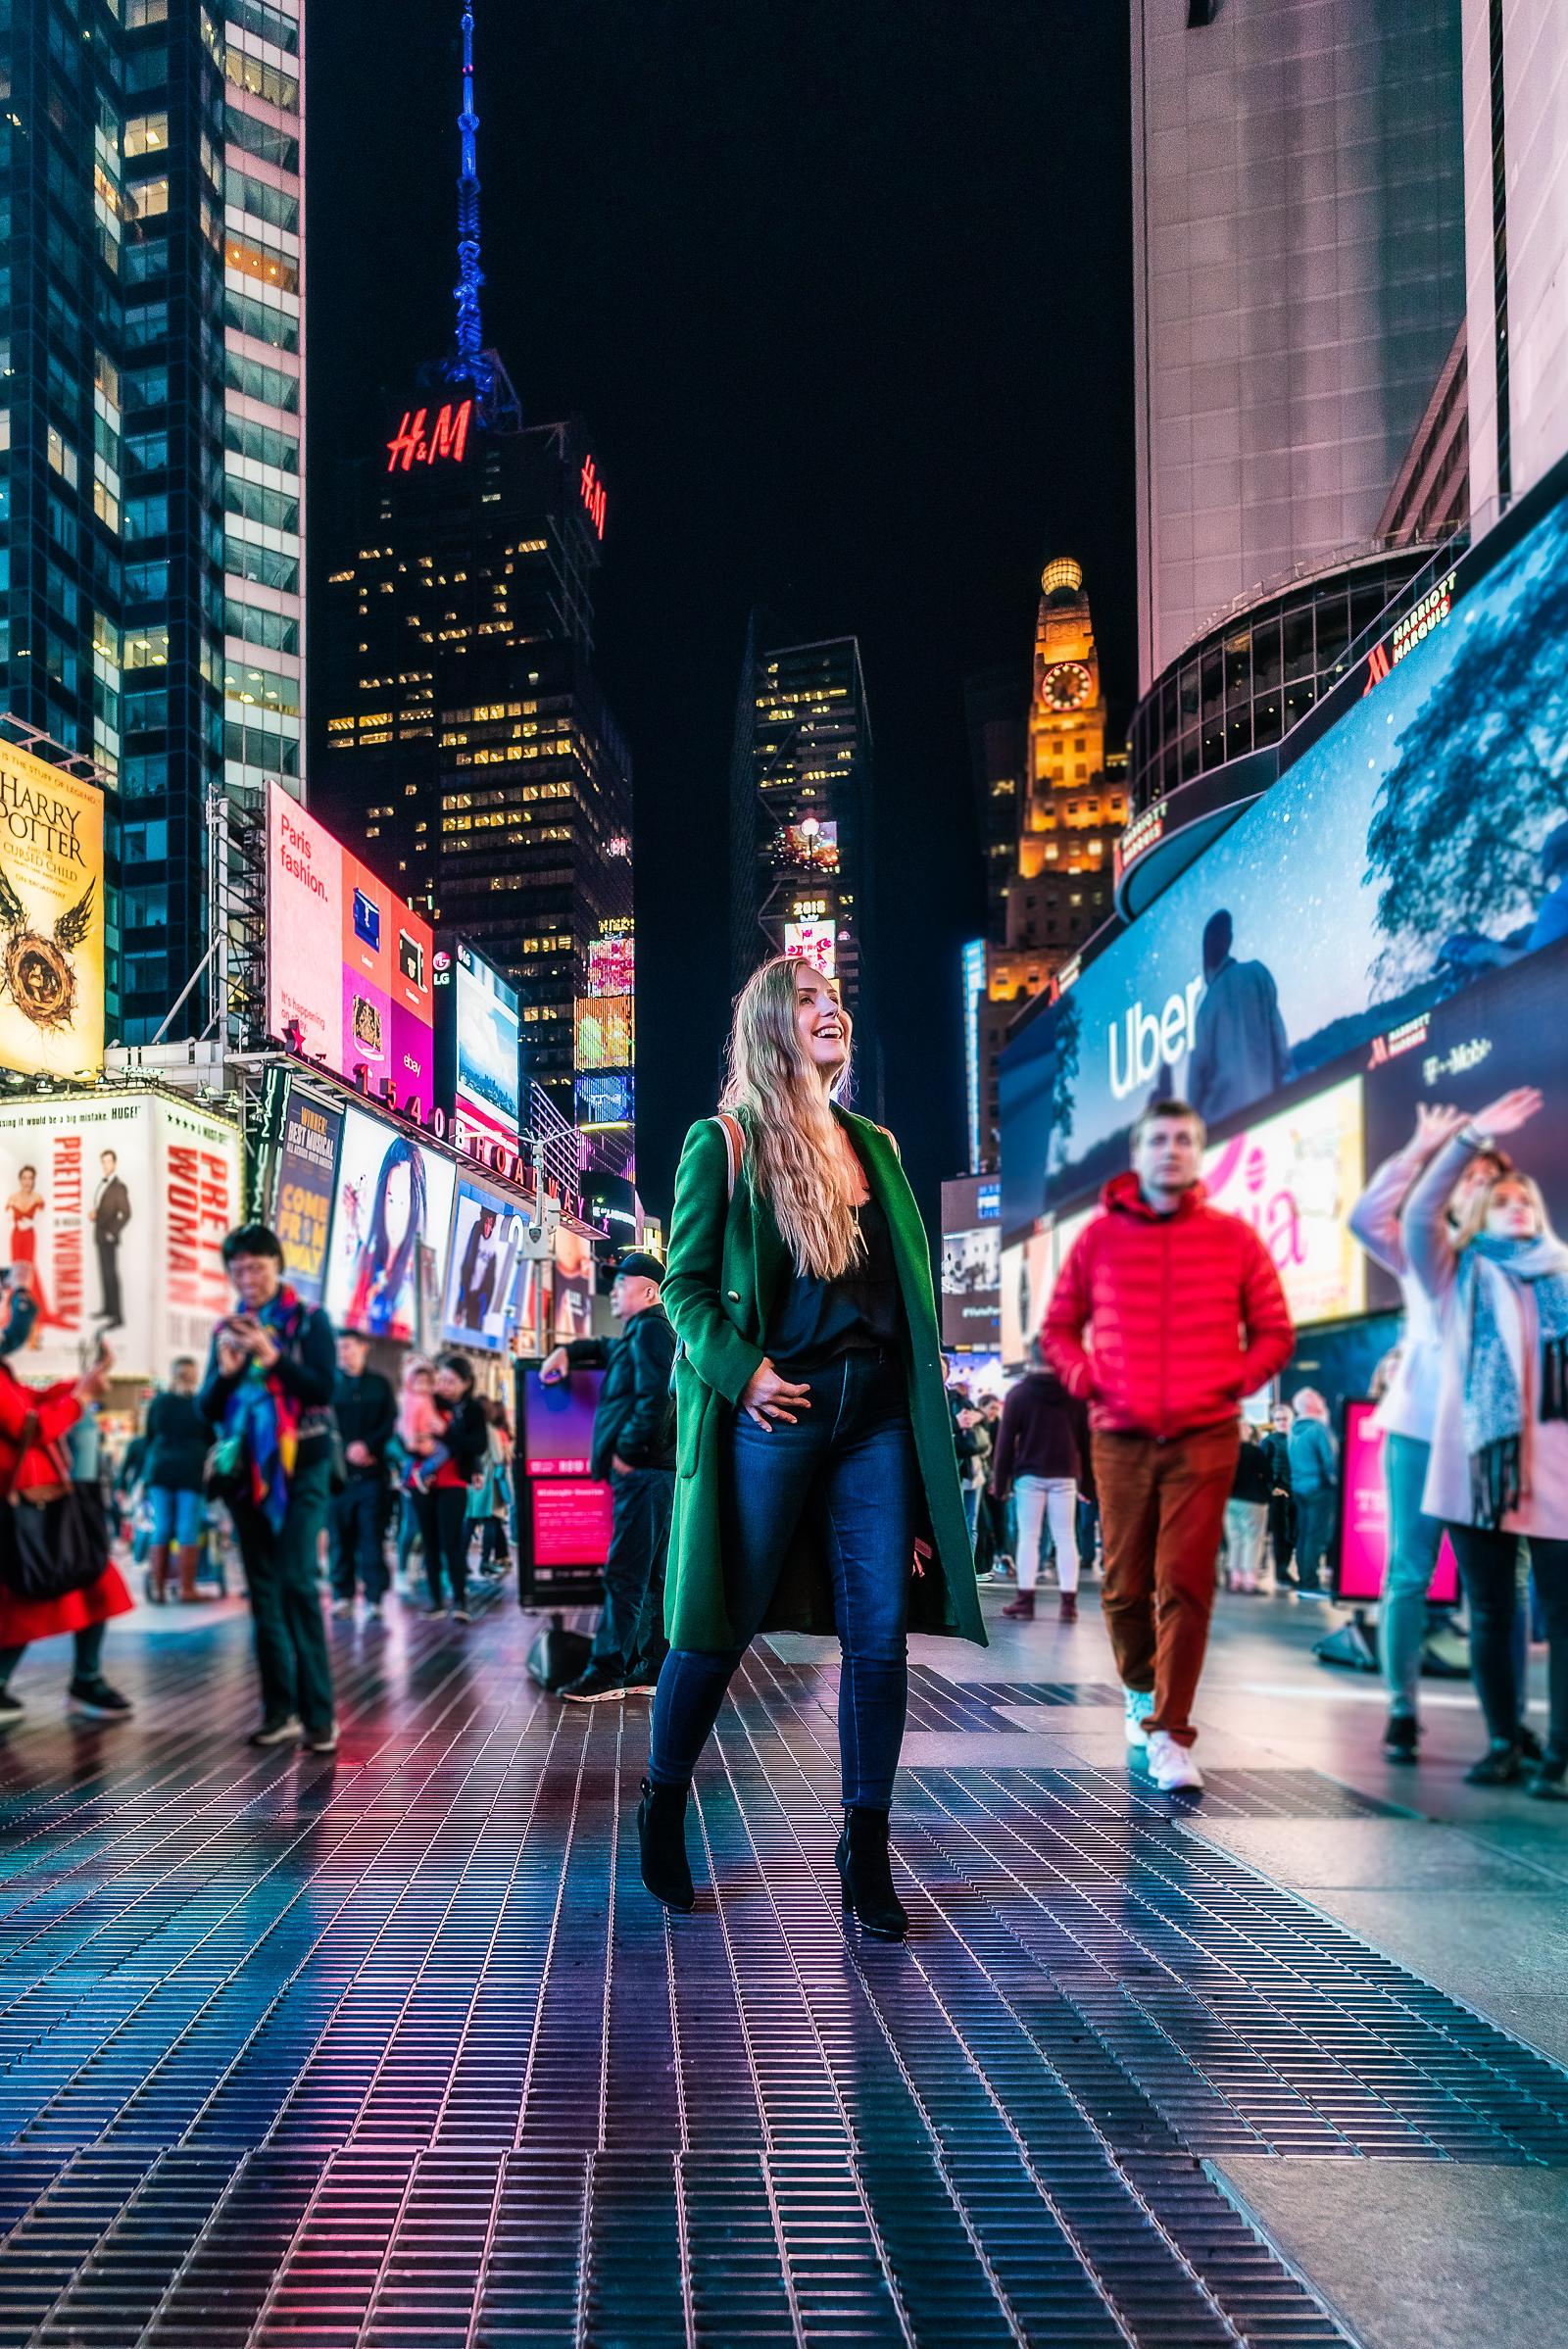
1223;1498;1269;1590
1014;1476;1080;1594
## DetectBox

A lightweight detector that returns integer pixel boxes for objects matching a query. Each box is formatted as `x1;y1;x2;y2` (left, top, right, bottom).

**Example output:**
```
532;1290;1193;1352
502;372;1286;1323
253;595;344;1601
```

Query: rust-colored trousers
1091;1424;1240;1747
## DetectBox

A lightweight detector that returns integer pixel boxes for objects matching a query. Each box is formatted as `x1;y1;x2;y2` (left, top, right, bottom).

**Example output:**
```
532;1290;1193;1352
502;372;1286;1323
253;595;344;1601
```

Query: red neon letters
579;453;607;537
386;398;474;473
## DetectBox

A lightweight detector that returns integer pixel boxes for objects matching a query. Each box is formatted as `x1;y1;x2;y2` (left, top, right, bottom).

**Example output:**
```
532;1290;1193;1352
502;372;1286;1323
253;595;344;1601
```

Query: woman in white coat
1401;1089;1568;1795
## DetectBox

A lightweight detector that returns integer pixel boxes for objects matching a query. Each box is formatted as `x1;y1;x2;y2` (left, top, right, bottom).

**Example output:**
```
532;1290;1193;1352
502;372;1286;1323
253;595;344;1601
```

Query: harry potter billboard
0;741;104;1080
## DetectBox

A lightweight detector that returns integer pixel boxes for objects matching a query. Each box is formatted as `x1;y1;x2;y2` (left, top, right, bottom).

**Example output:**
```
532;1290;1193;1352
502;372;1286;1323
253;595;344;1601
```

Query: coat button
726;1289;741;1301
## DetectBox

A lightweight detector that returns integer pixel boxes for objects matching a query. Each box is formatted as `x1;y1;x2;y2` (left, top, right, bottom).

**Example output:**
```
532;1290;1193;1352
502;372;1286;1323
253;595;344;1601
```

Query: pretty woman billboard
1000;470;1568;1240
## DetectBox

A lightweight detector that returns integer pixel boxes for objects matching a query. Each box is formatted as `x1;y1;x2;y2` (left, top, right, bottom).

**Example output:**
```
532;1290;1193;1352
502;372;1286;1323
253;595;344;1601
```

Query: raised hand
1472;1088;1544;1138
1412;1101;1466;1153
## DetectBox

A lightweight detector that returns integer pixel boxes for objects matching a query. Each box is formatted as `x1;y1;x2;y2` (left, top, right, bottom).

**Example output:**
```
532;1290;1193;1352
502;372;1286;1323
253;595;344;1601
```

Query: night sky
307;0;1135;1227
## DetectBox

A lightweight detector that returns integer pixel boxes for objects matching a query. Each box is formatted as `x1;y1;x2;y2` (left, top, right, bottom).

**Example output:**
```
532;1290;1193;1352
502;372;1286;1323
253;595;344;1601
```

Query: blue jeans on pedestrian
1294;1489;1336;1591
589;1466;673;1680
1380;1433;1446;1717
649;1349;918;1810
329;1475;389;1602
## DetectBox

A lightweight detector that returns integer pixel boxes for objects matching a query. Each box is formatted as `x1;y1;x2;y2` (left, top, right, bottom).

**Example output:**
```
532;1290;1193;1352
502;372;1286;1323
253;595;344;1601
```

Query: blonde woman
1402;1089;1568;1794
640;956;986;1935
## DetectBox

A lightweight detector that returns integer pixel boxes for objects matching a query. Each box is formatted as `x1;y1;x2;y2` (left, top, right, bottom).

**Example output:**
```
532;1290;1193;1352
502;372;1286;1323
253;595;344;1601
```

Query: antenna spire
454;5;484;372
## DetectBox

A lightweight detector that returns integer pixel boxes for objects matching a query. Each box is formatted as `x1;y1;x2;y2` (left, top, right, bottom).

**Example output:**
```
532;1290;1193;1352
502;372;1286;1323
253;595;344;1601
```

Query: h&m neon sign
386;399;474;473
580;453;607;538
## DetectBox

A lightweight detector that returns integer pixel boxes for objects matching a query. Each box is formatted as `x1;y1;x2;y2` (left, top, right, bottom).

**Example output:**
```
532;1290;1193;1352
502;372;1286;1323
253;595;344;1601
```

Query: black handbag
0;1414;112;1605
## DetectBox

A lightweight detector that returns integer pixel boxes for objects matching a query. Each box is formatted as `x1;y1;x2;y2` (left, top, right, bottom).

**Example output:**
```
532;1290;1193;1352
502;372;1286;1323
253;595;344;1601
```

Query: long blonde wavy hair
719;956;865;1280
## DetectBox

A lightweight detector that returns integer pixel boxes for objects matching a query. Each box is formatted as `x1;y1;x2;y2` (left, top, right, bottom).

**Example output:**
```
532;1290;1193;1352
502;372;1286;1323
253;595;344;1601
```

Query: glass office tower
0;0;306;1044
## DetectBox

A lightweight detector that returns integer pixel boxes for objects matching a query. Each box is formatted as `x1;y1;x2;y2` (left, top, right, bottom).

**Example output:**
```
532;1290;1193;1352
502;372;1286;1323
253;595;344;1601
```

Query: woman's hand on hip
739;1357;811;1430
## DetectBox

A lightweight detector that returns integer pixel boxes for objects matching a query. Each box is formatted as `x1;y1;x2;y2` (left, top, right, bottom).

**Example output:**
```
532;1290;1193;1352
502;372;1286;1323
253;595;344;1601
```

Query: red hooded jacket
1043;1172;1294;1441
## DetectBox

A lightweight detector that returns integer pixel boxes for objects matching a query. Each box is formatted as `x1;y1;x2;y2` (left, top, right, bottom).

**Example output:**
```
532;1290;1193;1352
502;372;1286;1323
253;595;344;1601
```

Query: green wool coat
661;1106;988;1653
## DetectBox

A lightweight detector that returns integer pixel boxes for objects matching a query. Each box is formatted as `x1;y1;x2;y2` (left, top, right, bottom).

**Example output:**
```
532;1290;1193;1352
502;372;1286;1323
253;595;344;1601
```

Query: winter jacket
1231;1436;1276;1506
1043;1171;1294;1441
661;1106;985;1650
198;1301;337;1467
331;1368;397;1478
0;1364;133;1645
429;1395;490;1491
1287;1416;1337;1496
1348;1139;1446;1443
143;1391;213;1494
1403;1132;1568;1536
991;1370;1088;1493
564;1302;678;1480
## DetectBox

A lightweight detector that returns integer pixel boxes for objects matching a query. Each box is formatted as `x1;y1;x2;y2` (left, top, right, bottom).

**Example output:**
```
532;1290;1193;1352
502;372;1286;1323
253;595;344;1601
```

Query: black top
143;1392;212;1494
332;1368;397;1476
764;1197;904;1374
990;1370;1090;1494
1232;1436;1276;1505
434;1394;491;1483
565;1303;677;1478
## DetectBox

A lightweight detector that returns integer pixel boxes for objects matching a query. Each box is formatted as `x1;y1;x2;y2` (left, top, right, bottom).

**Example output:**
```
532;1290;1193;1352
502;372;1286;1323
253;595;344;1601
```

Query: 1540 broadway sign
0;741;105;1080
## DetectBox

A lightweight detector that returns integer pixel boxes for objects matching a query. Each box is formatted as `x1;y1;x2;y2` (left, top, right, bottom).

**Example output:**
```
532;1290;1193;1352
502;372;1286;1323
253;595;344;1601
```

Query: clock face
1045;661;1094;711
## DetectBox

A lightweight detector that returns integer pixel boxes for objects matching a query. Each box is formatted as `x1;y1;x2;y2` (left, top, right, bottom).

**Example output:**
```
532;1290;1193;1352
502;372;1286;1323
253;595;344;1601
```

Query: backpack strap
710;1112;746;1203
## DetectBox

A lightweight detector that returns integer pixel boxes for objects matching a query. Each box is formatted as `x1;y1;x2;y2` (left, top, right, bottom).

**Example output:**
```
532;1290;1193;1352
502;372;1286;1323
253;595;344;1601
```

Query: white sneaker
1123;1688;1156;1748
1145;1730;1204;1793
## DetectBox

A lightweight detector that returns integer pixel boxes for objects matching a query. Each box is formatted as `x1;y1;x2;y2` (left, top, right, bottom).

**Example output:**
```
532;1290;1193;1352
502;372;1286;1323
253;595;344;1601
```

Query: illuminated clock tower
973;558;1127;1167
1010;557;1114;937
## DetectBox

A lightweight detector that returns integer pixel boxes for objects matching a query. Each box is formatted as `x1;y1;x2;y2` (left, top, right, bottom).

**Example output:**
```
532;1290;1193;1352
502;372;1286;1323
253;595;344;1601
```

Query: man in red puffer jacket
1044;1098;1294;1792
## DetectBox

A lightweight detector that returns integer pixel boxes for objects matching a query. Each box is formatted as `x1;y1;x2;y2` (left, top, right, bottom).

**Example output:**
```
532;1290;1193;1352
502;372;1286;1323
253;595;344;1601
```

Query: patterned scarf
1458;1234;1568;1527
218;1288;307;1535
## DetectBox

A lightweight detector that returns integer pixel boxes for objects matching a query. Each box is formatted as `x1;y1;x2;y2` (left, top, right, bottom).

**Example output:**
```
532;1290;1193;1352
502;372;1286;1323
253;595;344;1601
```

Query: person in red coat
1044;1098;1294;1792
0;1284;133;1726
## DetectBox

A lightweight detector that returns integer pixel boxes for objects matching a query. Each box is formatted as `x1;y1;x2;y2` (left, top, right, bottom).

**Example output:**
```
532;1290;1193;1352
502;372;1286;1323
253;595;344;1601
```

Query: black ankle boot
637;1777;695;1913
834;1806;908;1940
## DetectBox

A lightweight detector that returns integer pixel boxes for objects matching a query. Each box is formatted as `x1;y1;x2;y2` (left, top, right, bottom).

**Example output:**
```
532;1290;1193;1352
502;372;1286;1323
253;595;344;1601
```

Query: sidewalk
0;1574;1559;2346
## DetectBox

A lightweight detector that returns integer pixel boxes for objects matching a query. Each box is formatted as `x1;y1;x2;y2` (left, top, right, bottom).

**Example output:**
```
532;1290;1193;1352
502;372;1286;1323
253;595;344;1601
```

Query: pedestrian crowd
0;954;1562;1947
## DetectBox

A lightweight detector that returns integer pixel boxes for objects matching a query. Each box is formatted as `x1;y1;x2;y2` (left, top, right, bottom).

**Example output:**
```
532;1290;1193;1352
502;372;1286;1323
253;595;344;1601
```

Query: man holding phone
199;1223;338;1751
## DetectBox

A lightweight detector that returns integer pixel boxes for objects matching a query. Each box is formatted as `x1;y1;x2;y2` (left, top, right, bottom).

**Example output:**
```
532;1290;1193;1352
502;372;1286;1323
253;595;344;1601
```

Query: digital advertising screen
323;1102;455;1346
0;1091;240;1382
784;919;836;976
999;1229;1053;1369
1337;1399;1459;1606
0;740;105;1081
782;819;840;871
586;927;634;997
519;1367;612;1572
575;1070;634;1127
999;478;1568;1243
512;1253;551;1357
270;1083;344;1306
552;1223;596;1345
451;941;521;1150
441;1173;528;1353
940;1176;1002;1351
267;784;435;1117
1200;1075;1366;1328
573;995;633;1070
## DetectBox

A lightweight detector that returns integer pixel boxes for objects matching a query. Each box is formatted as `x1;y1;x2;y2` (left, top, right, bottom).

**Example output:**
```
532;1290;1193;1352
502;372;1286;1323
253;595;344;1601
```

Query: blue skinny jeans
650;1349;918;1810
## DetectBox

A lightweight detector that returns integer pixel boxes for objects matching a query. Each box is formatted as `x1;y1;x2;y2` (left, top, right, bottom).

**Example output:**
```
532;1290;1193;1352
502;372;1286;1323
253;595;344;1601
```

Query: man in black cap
541;1250;676;1701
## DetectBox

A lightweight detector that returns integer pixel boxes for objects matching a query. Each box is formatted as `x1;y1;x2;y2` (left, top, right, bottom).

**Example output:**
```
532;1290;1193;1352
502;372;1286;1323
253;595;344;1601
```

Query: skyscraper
315;12;632;1129
0;0;307;1045
1131;0;1466;689
1462;0;1568;518
729;630;879;1107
